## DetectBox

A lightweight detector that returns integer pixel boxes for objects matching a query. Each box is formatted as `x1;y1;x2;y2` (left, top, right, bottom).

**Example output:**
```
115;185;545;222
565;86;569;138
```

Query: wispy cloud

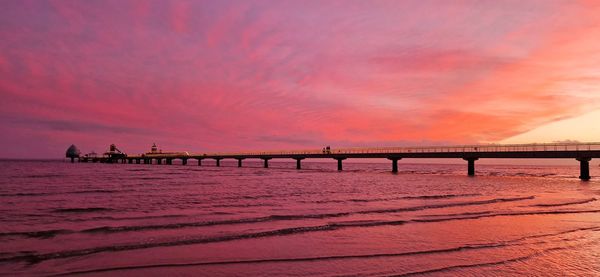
1;0;600;158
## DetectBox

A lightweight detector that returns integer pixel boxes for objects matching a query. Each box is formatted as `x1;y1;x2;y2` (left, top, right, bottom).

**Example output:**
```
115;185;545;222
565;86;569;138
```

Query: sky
1;0;600;158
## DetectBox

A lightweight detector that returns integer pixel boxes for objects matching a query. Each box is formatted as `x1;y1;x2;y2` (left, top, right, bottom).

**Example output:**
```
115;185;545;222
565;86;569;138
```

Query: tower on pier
65;144;81;163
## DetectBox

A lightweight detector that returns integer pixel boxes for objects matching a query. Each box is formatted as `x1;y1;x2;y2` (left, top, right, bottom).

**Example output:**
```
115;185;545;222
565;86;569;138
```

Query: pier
74;143;600;180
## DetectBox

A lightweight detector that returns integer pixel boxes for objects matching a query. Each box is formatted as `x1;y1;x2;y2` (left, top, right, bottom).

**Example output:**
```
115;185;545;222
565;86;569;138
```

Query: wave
530;198;597;207
401;193;481;200
49;228;600;276
411;209;600;223
4;210;600;265
70;189;133;194
0;229;72;239
81;196;533;234
21;174;64;178
0;192;53;197
80;213;350;234
49;243;511;276
358;196;535;214
66;214;190;223
4;196;535;239
394;242;595;276
137;177;171;180
0;189;134;197
211;192;303;202
306;193;481;204
0;225;343;264
209;203;277;208
205;191;476;204
420;211;493;218
53;208;113;214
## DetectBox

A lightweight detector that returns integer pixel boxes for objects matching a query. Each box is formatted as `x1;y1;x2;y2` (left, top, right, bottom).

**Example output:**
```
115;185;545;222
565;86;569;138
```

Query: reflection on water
0;160;599;276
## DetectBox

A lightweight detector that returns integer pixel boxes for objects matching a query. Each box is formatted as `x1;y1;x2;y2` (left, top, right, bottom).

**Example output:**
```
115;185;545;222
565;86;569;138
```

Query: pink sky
1;0;600;158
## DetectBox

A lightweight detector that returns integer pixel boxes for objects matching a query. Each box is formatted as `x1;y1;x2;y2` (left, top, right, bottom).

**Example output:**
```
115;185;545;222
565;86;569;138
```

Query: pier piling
388;158;401;173
335;158;347;171
295;158;305;169
463;158;478;176
262;158;272;168
577;158;591;181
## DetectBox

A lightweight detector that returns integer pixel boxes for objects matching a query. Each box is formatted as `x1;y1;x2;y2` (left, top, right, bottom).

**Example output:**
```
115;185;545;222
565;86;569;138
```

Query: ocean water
1;160;600;276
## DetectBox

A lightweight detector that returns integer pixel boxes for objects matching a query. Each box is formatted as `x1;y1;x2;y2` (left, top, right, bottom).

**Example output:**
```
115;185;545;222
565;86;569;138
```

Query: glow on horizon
1;1;600;158
501;109;600;144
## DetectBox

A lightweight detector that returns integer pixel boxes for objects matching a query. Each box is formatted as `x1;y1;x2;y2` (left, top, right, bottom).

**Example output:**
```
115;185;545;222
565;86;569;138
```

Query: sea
1;160;599;276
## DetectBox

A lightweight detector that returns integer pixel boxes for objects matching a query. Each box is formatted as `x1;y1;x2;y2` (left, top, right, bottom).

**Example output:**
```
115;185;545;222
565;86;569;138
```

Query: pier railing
195;142;600;157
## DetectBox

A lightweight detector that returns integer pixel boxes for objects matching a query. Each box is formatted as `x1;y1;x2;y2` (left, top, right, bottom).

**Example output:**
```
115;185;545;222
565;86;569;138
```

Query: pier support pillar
294;158;305;170
157;159;162;165
335;158;347;171
166;159;172;165
182;158;187;166
388;158;401;173
136;159;140;164
70;157;75;163
262;158;272;168
215;158;221;167
128;159;133;164
577;158;591;181
463;158;478;176
197;159;202;166
237;158;244;167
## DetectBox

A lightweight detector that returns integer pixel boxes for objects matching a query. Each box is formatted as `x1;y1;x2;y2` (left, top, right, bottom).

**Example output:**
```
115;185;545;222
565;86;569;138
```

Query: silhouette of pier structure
72;143;600;180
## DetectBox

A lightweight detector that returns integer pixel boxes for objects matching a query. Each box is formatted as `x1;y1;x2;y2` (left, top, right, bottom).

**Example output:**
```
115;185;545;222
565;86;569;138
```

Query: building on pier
65;144;81;163
103;144;127;162
144;143;188;157
83;151;98;158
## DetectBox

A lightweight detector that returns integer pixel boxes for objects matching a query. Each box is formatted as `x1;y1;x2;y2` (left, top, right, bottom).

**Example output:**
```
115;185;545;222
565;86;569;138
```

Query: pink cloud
169;1;190;34
1;1;600;158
